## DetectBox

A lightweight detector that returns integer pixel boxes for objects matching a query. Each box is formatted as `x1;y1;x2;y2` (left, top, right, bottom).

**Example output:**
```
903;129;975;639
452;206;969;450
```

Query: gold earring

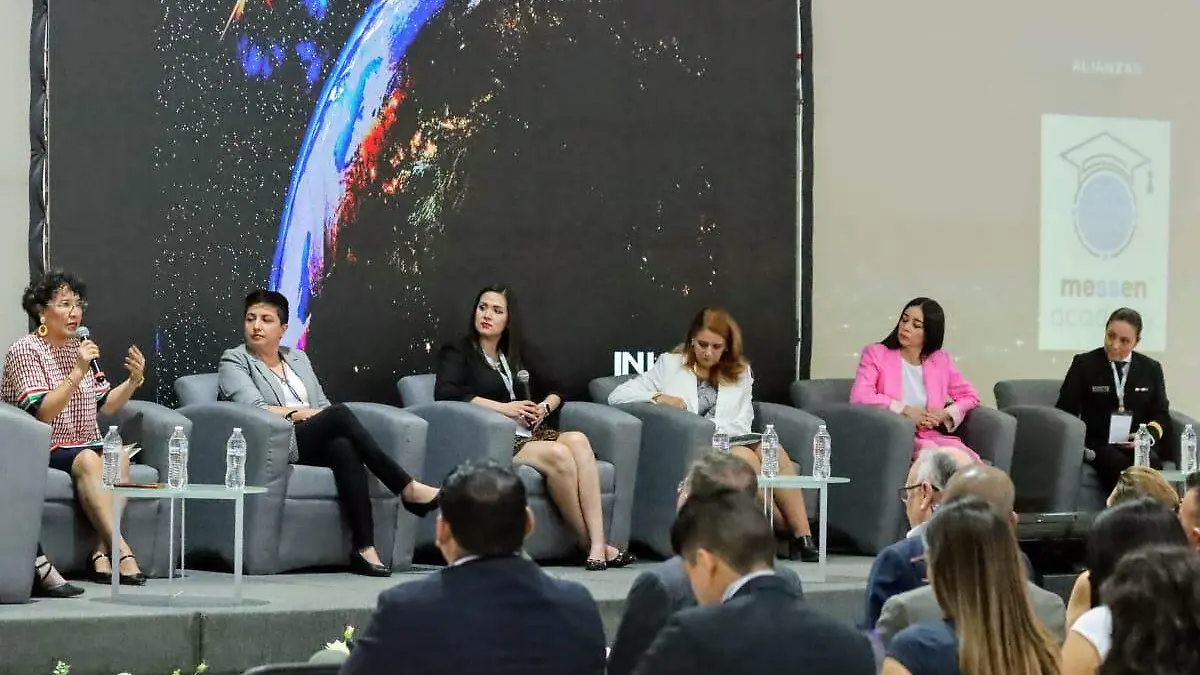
36;319;47;337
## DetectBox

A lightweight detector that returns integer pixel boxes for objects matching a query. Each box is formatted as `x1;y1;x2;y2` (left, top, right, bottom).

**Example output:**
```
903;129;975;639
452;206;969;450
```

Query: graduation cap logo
1061;132;1153;260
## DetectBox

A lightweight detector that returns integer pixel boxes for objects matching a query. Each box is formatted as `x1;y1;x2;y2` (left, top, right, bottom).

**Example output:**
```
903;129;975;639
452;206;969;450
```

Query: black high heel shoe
118;554;148;586
401;493;439;518
32;560;84;599
88;553;112;585
350;551;392;578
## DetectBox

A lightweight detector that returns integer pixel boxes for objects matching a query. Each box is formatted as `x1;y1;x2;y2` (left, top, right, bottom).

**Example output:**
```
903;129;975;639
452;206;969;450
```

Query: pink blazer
849;343;980;431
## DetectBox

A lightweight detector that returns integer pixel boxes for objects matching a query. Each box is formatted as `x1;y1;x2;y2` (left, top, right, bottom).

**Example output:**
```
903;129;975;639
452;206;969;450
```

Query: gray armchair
994;379;1197;512
589;375;825;558
790;378;1016;554
397;374;641;561
0;403;50;604
175;374;427;574
39;400;183;579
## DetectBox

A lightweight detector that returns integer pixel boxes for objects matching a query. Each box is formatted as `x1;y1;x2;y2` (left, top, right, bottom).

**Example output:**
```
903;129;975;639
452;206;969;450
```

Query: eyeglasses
51;300;87;312
898;483;940;504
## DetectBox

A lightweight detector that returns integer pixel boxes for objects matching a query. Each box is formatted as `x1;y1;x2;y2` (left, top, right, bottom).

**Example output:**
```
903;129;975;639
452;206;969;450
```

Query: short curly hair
21;270;87;322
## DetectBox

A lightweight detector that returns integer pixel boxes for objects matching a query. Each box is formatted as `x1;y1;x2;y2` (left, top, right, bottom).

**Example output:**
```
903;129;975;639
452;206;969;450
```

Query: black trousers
293;403;415;550
1090;444;1162;495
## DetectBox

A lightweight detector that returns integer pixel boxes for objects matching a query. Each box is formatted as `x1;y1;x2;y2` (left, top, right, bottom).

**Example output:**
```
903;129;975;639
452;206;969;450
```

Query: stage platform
0;556;873;675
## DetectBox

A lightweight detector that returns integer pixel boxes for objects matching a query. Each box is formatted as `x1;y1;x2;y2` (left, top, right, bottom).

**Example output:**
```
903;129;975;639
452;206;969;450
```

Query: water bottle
761;424;779;478
1133;423;1153;468
102;425;122;488
1181;424;1198;474
812;424;832;479
711;428;731;453
167;426;189;489
224;428;247;489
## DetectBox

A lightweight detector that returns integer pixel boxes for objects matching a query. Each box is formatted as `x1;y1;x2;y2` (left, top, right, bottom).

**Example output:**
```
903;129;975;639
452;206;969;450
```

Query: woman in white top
1060;498;1189;675
608;307;817;561
1071;545;1200;675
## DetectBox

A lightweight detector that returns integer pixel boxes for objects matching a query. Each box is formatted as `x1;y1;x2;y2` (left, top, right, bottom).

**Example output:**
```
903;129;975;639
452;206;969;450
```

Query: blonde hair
1109;466;1180;510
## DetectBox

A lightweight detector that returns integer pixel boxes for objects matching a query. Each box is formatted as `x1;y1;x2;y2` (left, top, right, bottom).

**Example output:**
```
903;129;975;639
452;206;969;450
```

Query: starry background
47;0;797;405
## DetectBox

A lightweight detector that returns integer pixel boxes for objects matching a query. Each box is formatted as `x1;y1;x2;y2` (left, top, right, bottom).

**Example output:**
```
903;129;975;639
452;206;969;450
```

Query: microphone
1084;448;1096;462
75;326;106;381
516;369;532;401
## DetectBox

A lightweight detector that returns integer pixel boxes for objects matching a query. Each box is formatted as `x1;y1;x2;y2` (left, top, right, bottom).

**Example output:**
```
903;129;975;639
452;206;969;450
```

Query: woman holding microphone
3;271;148;587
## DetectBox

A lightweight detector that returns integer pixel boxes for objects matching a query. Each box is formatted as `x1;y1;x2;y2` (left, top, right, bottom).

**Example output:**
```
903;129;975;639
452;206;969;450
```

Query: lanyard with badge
486;351;532;438
1108;361;1134;444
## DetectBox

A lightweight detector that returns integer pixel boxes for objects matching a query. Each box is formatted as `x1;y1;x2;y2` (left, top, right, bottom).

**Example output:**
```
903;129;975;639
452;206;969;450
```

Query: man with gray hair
606;451;803;675
862;450;962;629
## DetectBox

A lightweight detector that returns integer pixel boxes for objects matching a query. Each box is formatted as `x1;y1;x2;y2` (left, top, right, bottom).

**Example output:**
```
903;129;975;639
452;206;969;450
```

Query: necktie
1114;361;1127;378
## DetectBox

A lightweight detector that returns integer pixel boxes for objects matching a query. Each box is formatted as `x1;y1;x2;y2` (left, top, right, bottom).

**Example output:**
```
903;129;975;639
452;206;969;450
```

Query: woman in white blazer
608;307;817;562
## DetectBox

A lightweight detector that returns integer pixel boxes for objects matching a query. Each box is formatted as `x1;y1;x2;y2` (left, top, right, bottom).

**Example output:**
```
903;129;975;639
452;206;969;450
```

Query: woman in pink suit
850;297;980;464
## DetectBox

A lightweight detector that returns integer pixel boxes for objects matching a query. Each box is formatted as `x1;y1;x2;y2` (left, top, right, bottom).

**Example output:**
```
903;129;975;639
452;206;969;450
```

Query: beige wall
810;0;1200;413
0;1;32;346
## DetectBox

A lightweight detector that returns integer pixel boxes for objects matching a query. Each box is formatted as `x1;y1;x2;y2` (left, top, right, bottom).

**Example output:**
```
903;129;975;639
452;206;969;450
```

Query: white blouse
1071;605;1112;661
607;353;755;437
901;360;927;408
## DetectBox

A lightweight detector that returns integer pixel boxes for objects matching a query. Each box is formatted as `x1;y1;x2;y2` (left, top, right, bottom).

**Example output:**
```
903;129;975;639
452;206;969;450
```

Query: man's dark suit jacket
863;534;925;630
339;555;605;675
607;557;804;675
1056;347;1174;462
632;575;874;675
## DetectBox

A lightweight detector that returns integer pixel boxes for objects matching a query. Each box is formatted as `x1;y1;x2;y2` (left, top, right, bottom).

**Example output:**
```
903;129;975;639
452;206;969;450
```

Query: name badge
1091;385;1111;393
1134;387;1150;393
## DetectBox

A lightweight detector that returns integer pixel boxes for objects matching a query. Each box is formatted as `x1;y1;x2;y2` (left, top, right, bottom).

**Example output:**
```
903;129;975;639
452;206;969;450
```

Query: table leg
180;498;187;578
233;492;244;602
168;496;176;586
766;486;775;531
110;488;121;600
818;483;829;582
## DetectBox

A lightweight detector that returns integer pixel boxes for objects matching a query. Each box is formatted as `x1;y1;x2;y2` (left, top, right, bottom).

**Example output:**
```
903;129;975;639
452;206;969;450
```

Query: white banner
1039;114;1171;351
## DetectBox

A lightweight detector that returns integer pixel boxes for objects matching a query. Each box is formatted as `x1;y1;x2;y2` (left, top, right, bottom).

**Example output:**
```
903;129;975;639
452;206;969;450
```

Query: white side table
107;483;267;604
758;475;850;582
1160;470;1190;484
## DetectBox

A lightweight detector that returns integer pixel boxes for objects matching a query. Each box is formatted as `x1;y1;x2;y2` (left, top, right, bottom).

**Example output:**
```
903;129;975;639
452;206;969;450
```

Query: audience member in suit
608;307;817;561
1055;307;1172;494
219;290;439;577
1179;472;1200;549
633;491;875;675
864;450;961;629
607;451;804;675
339;459;606;675
435;285;631;570
1060;498;1189;674
883;497;1060;675
850;297;981;466
877;465;1067;647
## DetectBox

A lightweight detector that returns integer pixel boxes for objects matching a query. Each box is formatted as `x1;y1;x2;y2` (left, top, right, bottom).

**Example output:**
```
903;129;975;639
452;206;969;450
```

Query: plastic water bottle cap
233;428;242;433
174;425;184;431
108;425;118;431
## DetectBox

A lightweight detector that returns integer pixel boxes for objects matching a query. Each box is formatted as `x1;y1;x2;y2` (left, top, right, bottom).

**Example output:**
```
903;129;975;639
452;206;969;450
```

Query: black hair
1099;545;1200;675
1187;472;1200;513
670;489;775;574
439;458;527;556
1106;307;1143;339
1085;497;1187;607
244;289;289;325
881;296;945;360
684;451;758;501
468;285;523;366
21;270;87;322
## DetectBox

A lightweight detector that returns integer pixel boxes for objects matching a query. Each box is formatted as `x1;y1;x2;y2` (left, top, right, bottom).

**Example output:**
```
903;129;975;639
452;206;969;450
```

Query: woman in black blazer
435;285;632;570
1055;307;1172;494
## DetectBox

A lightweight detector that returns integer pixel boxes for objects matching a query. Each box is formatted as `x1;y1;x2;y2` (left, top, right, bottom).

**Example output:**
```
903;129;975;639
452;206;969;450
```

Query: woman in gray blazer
219;290;439;577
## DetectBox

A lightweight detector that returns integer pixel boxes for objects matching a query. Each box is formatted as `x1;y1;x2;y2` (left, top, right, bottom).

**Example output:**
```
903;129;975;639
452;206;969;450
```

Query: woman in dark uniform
1055;307;1172;494
434;285;632;570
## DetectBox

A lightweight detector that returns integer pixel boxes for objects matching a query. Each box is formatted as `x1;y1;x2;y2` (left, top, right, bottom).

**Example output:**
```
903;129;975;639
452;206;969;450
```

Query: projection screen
810;0;1200;414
